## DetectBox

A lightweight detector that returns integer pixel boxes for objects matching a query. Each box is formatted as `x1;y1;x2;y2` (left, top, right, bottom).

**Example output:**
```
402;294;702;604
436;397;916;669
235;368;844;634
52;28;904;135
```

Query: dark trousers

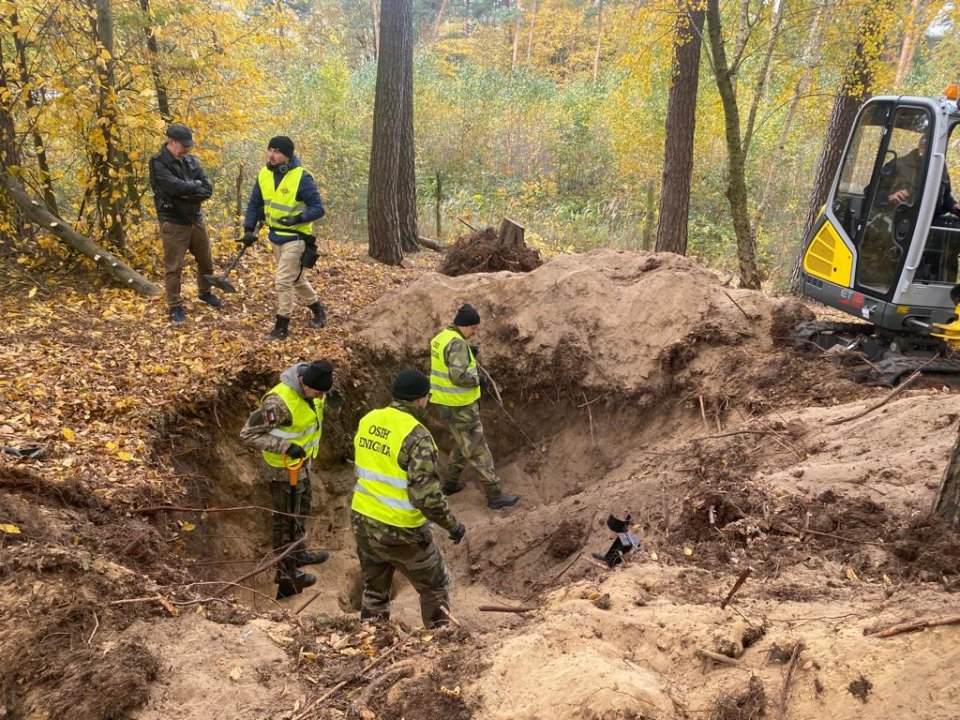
267;465;311;571
161;221;213;307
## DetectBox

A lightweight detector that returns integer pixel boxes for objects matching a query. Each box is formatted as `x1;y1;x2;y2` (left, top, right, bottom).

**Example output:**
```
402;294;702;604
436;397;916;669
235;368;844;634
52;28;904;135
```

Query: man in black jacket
149;123;219;324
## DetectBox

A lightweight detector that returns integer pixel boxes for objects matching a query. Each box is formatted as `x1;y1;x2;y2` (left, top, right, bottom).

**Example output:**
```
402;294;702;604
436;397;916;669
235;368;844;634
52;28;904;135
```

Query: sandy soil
3;248;959;720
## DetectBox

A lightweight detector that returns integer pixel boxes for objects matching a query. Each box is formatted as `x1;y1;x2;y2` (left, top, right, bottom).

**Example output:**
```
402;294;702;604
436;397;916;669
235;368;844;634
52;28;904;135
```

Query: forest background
1;0;956;288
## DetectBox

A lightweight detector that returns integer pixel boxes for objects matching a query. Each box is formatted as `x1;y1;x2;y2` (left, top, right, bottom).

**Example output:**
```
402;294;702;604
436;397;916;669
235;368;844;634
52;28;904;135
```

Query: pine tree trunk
655;0;704;256
138;0;171;121
367;0;415;265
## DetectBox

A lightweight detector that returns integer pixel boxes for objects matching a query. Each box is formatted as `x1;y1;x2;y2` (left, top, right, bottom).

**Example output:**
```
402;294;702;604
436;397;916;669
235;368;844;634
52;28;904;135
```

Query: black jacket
148;144;213;225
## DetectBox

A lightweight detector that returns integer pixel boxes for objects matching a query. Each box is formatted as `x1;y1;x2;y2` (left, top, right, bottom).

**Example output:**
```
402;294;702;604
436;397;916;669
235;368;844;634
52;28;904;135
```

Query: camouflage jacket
354;400;458;544
443;326;480;389
239;363;318;457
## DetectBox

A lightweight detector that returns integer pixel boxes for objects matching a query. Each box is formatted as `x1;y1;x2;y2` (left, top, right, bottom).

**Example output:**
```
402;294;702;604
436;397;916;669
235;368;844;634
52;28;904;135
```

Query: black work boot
275;569;316;599
308;302;326;329
360;608;390;623
295;549;329;567
441;481;465;496
265;315;290;341
487;493;519;510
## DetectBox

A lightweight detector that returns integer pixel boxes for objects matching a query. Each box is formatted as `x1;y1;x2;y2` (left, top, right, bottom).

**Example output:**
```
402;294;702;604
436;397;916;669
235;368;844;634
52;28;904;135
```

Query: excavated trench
168;363;682;626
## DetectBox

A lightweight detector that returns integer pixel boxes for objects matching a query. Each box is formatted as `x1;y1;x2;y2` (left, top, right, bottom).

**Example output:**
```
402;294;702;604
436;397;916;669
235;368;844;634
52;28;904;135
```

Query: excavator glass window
855;106;932;295
917;122;960;284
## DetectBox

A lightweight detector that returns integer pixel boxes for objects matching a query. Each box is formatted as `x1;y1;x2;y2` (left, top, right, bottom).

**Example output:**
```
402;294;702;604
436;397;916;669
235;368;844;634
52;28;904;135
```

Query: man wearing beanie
240;360;342;596
241;135;327;341
149;122;220;323
350;368;465;627
429;303;519;509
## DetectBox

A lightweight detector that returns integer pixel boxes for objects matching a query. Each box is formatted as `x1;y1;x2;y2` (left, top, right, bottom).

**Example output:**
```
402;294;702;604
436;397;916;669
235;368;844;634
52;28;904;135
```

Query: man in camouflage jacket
350;368;465;627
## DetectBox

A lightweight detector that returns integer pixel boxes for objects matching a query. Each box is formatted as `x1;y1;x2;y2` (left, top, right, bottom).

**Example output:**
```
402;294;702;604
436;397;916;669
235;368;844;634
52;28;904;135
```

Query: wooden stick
457;217;479;233
478;604;539;613
778;642;804;720
720;567;753;609
215;537;304;597
825;367;924;426
350;660;416;715
723;290;751;320
438;605;462;627
695;649;743;667
864;614;960;638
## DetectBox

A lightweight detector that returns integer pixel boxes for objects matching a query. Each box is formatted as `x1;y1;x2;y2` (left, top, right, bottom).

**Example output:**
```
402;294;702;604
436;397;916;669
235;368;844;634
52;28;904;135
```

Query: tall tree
793;0;898;291
704;0;760;288
655;0;704;255
367;0;418;264
138;0;172;122
934;424;960;527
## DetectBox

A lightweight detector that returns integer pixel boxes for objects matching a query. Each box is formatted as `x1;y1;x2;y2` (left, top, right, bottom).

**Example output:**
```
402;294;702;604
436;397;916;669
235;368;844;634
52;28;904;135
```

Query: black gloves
324;387;343;412
478;371;488;391
241;230;257;247
286;444;306;460
277;214;301;226
469;344;480;358
449;522;466;544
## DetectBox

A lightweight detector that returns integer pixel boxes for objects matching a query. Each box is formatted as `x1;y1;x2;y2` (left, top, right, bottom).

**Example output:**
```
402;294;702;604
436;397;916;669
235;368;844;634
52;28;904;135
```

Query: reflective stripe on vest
257;166;313;238
350;407;429;528
261;381;325;468
429;328;480;407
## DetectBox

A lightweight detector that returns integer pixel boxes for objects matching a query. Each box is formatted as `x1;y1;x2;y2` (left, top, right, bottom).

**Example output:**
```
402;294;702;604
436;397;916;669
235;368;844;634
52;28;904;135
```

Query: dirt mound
439;225;542;276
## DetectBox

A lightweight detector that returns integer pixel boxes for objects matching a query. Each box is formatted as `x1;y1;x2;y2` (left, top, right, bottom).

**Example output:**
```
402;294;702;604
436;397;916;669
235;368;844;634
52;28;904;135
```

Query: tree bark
498;218;525;249
706;0;760;288
741;0;783;156
0;169;160;295
933;425;960;527
0;50;28;247
367;0;416;265
792;0;897;292
370;0;380;60
138;0;172;121
5;6;59;216
655;0;704;256
893;0;926;91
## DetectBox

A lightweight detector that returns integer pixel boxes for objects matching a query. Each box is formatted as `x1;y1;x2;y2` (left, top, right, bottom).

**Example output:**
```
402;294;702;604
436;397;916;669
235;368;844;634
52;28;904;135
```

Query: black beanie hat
268;135;295;159
302;360;333;392
454;303;480;326
392;368;431;401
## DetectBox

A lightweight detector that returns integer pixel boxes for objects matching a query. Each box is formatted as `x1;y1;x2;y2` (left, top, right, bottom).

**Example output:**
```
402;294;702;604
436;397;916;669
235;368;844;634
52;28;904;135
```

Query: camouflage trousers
433;401;501;499
262;463;312;571
350;511;451;628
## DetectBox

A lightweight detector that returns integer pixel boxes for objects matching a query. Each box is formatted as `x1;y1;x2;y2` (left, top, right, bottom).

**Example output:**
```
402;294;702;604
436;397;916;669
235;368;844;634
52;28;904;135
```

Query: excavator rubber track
792;321;960;385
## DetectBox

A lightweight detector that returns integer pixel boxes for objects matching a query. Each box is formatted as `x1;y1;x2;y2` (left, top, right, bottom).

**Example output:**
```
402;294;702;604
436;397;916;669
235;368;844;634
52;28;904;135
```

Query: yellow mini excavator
797;87;960;383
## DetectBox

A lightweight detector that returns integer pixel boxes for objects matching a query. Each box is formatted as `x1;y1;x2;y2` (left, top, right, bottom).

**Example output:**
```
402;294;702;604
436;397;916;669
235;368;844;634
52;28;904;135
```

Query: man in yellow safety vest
350;368;465;627
241;135;327;341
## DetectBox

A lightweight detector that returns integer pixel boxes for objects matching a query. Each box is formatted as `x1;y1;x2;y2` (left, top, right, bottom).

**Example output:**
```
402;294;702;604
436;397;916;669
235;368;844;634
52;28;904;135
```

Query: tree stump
498;218;525;249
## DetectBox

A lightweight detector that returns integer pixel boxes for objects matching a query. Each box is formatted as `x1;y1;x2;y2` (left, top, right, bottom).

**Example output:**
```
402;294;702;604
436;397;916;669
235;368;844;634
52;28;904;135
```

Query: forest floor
1;237;959;720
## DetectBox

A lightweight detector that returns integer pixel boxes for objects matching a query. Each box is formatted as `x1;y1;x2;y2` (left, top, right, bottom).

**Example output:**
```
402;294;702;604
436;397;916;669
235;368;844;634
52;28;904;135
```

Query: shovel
276;456;310;600
202;245;247;294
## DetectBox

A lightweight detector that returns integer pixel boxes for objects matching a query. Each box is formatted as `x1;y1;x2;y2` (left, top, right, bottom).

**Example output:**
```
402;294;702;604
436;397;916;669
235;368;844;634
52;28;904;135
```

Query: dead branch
778;642;804;720
478;604;539;613
457;217;479;233
0;168;160;295
416;235;445;252
695;649;743;667
723;290;752;320
215;537;304;597
863;614;960;638
349;659;417;717
132;503;305;517
720;567;753;609
825;367;924;426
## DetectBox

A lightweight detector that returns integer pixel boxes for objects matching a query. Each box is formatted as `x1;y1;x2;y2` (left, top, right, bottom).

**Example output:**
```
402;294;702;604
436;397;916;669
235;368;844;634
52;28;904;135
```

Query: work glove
285;444;307;460
478;371;488;392
241;230;257;247
276;214;302;227
448;522;466;545
469;344;480;359
324;387;344;412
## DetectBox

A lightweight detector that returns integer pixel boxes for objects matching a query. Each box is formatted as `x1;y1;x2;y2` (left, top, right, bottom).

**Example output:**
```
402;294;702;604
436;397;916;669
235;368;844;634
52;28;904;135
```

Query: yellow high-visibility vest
429;328;480;406
257;166;313;238
351;407;429;528
261;382;324;468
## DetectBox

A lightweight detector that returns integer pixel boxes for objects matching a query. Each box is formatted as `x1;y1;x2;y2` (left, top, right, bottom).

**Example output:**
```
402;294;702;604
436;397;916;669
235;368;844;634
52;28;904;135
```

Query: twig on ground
350;659;417;716
720;567;753;609
723;290;751;320
825;367;925;426
214;537;304;597
778;642;804;720
87;611;99;644
863;614;960;638
438;605;462;627
583;391;596;449
478;604;539;613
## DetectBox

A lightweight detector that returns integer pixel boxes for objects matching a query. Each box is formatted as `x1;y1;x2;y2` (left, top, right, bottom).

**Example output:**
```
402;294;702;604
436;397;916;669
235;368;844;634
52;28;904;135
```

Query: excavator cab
798;92;960;382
